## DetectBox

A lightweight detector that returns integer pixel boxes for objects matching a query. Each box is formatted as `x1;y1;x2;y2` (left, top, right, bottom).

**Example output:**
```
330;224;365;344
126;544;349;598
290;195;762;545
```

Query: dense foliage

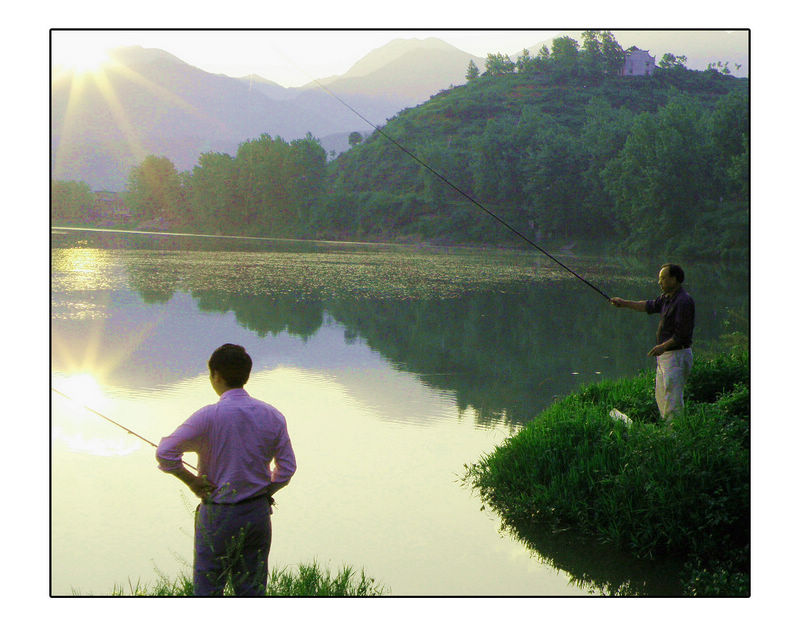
51;180;95;221
464;348;750;596
121;133;327;236
52;32;749;259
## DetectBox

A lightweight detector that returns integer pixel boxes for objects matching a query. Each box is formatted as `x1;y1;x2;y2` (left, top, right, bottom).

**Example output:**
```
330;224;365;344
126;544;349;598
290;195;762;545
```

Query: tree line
468;31;627;82
112;132;326;236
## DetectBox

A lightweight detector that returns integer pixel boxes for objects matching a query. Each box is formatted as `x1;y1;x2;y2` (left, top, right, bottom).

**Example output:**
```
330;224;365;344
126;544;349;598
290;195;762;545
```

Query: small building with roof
620;47;656;76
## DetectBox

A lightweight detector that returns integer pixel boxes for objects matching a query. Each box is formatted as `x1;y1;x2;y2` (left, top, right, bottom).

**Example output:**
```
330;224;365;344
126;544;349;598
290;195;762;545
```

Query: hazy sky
50;29;564;87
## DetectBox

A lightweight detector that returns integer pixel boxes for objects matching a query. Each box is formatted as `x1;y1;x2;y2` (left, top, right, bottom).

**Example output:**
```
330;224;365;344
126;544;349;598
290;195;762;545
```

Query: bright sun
54;42;112;75
54;373;107;410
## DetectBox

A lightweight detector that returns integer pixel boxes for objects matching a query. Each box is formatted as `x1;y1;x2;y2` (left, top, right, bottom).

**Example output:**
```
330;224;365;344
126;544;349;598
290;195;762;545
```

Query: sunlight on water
51;374;143;457
51;235;748;595
53;372;107;410
51;248;120;291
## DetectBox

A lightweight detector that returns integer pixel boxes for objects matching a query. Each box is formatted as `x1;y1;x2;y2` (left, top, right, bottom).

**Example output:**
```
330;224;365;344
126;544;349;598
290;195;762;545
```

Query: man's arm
266;480;290;498
267;420;297;501
610;297;648;312
647;336;679;357
156;410;214;499
164;465;217;499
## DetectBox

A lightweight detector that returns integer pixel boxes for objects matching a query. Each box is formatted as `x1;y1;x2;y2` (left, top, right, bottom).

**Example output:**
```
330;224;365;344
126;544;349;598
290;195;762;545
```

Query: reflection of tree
126;257;179;304
116;240;748;429
191;290;325;340
495;520;684;596
328;283;653;426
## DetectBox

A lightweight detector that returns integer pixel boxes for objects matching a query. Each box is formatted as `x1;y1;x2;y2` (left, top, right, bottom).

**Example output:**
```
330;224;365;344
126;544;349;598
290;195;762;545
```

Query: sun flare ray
54;50;228;182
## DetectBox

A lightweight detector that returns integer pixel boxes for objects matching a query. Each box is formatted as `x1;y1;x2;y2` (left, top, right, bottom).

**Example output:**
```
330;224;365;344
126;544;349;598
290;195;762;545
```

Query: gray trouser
194;495;272;596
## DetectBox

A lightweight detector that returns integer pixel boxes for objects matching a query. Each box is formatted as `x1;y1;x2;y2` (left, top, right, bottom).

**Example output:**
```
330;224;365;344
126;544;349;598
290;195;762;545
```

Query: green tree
516;49;535;73
485;52;516;76
188;151;238;233
599;31;625;75
580;98;635;234
235;134;292;234
550;36;581;79
707;90;749;201
51;180;95;222
466;59;480;81
125;155;181;223
659;52;688;70
580;31;604;77
602;94;714;250
287;133;327;231
348;131;363;147
531;45;552;72
522;121;589;238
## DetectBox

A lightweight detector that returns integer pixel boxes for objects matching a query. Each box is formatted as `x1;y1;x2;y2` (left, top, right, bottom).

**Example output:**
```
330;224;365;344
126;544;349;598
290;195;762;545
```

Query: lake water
50;229;748;596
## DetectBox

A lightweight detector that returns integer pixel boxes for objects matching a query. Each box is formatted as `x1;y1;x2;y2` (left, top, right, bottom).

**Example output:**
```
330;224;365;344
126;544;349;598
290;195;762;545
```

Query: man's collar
665;286;684;300
219;388;249;400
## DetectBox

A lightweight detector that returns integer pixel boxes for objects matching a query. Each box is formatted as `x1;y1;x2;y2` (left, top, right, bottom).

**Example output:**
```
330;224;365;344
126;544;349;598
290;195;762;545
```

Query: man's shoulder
244;395;287;421
182;402;217;428
676;287;694;305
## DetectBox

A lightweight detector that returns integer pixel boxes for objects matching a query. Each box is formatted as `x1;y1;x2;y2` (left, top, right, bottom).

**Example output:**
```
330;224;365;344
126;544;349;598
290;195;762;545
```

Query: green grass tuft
103;561;386;597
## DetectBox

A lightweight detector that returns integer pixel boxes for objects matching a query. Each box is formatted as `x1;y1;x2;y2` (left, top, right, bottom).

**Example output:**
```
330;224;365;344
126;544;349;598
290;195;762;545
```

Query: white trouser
655;348;693;420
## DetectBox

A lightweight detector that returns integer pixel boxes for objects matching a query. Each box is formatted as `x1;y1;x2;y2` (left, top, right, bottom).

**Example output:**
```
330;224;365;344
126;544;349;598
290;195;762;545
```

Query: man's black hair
661;263;685;284
208;344;252;388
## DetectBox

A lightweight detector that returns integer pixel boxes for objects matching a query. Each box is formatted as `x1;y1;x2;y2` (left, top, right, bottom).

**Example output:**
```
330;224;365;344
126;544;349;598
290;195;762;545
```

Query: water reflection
53;231;749;431
497;521;685;596
51;230;749;595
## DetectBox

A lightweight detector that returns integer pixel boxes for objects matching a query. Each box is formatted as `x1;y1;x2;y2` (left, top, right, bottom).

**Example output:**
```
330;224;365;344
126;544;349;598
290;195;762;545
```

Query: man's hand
189;474;217;499
610;298;647;312
648;344;666;357
167;465;217;499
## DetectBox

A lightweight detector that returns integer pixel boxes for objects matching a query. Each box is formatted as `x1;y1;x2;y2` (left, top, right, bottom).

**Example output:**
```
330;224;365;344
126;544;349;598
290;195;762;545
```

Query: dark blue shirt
646;286;695;349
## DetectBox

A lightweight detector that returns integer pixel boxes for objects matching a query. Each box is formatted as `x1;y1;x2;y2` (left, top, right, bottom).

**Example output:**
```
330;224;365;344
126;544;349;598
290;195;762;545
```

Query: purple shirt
157;388;296;504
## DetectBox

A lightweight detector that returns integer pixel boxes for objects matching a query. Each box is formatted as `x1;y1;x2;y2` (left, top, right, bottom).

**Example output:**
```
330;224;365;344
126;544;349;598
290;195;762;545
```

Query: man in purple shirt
610;264;695;420
157;343;297;596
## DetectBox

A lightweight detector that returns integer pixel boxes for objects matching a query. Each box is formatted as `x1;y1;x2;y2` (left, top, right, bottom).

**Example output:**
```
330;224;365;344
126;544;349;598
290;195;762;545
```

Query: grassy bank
464;348;749;596
102;561;386;597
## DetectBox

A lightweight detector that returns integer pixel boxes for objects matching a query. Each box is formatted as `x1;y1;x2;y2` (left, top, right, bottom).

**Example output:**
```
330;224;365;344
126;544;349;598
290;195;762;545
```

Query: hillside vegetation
52;33;749;260
323;56;748;258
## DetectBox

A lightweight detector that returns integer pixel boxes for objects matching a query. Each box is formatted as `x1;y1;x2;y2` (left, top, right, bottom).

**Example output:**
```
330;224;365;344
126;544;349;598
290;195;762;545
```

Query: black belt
205;493;274;506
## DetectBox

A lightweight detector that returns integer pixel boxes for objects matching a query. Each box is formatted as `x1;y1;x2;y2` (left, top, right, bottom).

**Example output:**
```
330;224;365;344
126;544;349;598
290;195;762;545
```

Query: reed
464;349;749;596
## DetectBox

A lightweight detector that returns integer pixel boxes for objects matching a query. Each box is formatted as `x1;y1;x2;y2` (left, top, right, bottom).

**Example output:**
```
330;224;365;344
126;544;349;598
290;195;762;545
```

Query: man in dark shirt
610;264;695;419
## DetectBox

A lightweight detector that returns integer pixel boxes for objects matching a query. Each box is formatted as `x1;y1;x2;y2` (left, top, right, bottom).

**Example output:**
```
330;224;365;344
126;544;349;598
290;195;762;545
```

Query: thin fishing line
278;51;611;301
52;387;197;471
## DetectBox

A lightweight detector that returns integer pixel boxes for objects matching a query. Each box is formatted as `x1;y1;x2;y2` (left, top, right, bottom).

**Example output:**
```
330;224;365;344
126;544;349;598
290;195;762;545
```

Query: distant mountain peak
108;45;188;67
343;37;464;79
238;73;283;86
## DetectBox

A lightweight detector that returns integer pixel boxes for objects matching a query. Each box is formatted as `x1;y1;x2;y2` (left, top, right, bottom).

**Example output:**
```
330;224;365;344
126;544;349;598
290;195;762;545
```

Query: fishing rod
304;71;612;302
52;387;197;471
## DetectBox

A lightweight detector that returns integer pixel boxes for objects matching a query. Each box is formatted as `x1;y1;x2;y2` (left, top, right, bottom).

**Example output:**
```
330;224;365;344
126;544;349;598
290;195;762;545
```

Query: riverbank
464;348;750;596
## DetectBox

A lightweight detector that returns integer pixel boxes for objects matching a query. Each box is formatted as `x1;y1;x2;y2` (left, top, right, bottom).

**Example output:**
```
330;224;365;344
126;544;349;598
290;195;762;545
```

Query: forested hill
53;36;749;261
322;63;748;259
